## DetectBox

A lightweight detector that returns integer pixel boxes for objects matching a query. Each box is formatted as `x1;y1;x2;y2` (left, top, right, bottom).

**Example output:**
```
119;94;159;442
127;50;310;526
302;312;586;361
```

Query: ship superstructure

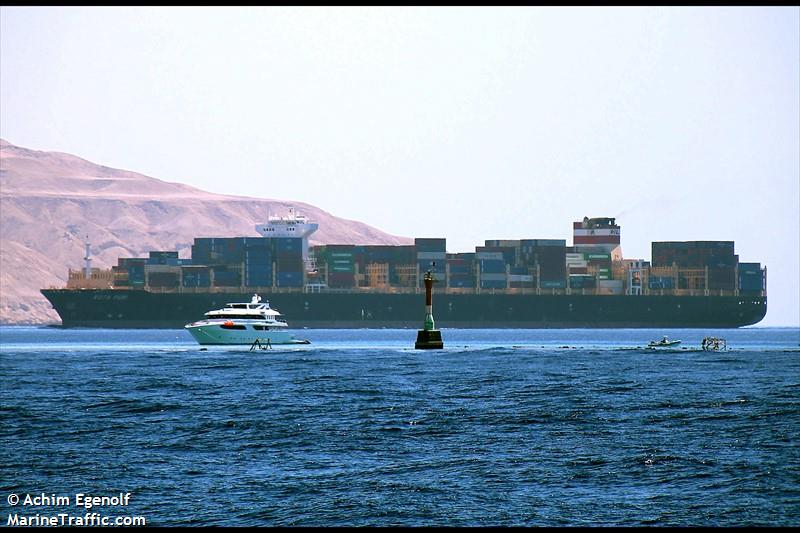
255;207;318;269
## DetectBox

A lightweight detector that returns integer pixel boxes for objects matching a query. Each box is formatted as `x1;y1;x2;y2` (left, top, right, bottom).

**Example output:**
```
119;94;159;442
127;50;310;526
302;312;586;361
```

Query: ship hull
41;289;767;329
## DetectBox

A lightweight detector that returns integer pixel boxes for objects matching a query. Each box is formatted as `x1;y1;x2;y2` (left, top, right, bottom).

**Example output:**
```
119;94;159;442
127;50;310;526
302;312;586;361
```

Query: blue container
246;274;272;286
244;237;271;249
414;238;447;252
447;263;471;275
570;275;596;289
273;238;302;252
277;272;303;287
246;252;271;263
480;260;506;274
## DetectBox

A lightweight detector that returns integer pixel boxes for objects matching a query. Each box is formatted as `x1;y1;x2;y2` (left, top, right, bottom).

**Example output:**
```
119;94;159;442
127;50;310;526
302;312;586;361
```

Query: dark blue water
1;327;798;526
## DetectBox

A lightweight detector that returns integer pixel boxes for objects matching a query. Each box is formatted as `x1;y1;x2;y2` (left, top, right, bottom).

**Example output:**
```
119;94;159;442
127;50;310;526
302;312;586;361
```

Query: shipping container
739;262;761;273
475;246;515;264
708;266;736;290
569;275;596;289
480;259;506;274
147;251;179;265
417;251;447;261
447;262;472;275
182;274;212;288
272;237;302;252
276;271;303;288
414;238;446;252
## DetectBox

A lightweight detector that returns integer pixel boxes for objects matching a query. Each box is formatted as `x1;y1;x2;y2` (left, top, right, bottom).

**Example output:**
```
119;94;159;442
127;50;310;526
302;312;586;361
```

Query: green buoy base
415;329;444;349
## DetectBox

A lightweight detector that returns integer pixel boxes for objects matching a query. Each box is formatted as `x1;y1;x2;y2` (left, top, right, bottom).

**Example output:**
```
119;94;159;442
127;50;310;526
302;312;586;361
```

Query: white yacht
185;294;310;346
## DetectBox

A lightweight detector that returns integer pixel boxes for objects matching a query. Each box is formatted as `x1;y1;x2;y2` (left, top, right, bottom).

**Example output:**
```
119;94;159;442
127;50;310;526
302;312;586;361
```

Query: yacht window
220;324;247;330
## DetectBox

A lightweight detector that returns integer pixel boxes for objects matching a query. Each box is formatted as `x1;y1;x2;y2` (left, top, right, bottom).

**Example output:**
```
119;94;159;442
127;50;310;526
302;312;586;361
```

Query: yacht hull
185;323;306;345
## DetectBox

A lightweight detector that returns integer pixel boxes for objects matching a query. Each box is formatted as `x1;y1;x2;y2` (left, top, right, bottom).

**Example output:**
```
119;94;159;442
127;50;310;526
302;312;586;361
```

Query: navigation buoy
415;265;444;349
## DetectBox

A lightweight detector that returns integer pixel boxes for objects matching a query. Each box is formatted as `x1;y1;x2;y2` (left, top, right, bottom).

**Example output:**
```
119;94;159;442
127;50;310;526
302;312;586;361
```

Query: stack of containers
566;251;588;276
182;265;211;288
476;246;511;289
212;265;241;287
416;238;446;284
485;239;539;288
117;257;146;288
147;251;180;265
191;237;246;266
244;237;272;287
521;239;566;289
508;265;534;289
325;244;356;288
586;252;612;280
273;237;303;288
652;241;735;268
652;241;737;291
191;238;213;265
353;245;367;287
569;275;596;289
218;238;245;265
738;263;763;293
364;245;393;288
111;265;130;287
145;251;182;288
447;252;476;288
388;245;416;287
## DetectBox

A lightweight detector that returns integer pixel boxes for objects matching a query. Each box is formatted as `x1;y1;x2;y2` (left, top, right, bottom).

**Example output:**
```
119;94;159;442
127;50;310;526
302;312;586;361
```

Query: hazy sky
2;7;798;326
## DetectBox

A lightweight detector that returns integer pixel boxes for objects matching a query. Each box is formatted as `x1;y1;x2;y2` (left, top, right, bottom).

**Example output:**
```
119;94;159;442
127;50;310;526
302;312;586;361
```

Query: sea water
1;326;798;526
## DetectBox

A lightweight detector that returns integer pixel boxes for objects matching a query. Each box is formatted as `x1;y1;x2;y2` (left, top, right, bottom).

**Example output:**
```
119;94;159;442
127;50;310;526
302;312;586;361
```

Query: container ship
41;210;767;328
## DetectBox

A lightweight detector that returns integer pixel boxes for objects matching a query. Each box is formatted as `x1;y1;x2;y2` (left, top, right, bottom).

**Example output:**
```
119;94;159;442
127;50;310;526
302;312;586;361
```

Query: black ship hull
41;289;767;329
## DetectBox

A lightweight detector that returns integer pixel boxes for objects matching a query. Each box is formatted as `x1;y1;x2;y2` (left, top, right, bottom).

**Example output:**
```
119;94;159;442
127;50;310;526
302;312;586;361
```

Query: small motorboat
701;336;727;351
648;336;682;348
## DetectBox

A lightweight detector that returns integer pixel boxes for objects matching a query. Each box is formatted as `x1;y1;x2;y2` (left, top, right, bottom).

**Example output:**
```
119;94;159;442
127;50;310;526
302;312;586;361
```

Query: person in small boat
662;336;669;344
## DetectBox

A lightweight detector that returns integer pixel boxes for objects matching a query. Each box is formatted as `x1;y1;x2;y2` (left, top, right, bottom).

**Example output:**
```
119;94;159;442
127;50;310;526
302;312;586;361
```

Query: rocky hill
0;139;411;325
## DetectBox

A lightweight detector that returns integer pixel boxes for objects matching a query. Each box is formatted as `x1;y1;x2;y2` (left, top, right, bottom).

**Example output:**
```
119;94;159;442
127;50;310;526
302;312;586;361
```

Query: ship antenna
83;235;92;279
